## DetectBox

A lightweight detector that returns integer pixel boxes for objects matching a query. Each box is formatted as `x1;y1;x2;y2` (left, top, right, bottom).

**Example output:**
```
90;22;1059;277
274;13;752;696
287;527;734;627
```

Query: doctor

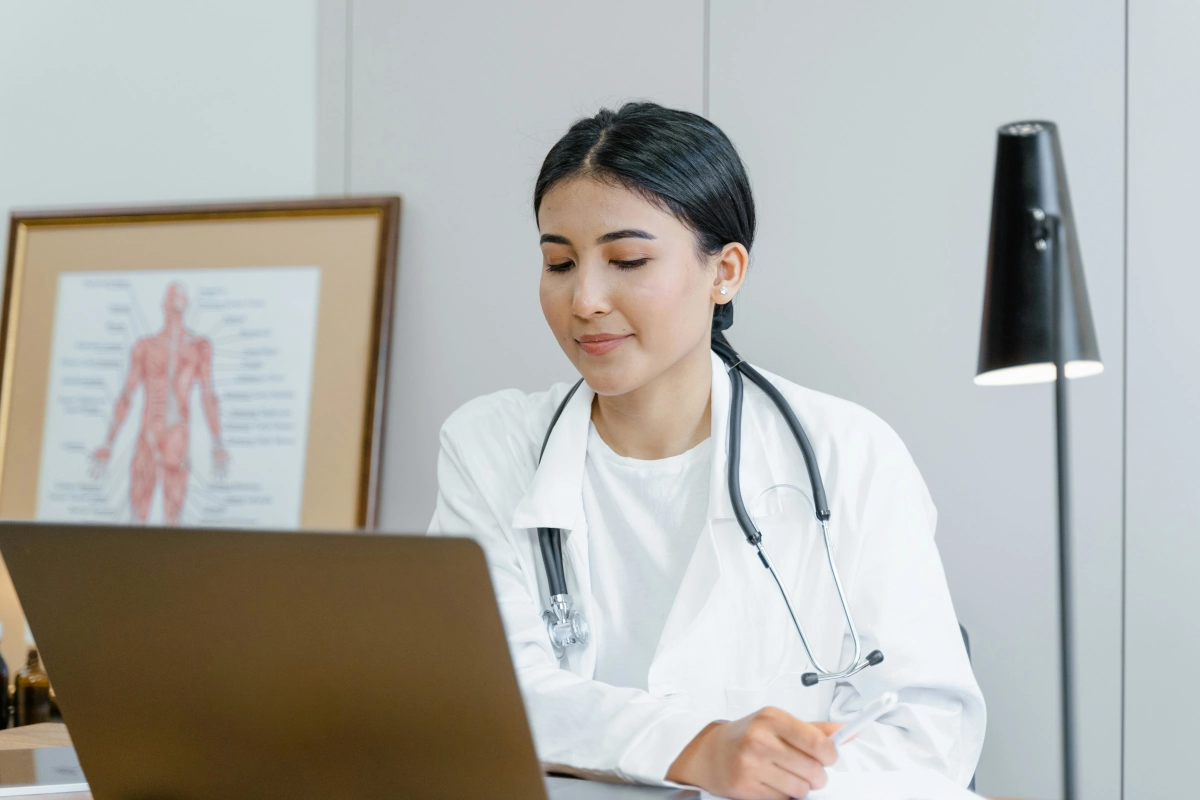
428;102;985;799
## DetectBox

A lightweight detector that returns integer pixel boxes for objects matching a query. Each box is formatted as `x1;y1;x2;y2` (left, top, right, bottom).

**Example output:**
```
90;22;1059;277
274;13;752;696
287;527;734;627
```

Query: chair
960;624;975;792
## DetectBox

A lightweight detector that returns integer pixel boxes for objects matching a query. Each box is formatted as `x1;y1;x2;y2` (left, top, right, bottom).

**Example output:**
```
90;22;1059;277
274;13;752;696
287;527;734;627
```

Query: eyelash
545;258;649;273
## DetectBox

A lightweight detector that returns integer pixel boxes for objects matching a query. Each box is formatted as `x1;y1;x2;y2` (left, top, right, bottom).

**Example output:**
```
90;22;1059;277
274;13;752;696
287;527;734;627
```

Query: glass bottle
15;649;51;726
0;623;8;729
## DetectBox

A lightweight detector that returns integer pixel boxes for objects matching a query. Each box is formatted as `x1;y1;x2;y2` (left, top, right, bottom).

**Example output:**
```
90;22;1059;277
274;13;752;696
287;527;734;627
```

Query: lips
576;333;632;356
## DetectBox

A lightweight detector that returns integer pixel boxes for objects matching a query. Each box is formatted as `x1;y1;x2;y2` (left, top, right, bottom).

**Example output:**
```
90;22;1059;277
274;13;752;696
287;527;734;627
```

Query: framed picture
0;197;400;532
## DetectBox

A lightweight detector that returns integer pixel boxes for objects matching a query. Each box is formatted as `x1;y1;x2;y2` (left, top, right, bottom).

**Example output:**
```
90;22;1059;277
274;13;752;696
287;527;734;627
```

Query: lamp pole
1034;206;1078;800
980;120;1100;800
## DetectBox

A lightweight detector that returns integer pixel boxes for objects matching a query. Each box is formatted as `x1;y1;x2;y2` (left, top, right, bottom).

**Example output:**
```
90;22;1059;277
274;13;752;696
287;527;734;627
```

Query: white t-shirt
582;423;712;691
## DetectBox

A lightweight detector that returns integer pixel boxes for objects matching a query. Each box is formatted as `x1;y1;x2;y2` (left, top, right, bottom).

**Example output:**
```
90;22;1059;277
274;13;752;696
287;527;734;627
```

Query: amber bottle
15;649;51;726
0;624;9;728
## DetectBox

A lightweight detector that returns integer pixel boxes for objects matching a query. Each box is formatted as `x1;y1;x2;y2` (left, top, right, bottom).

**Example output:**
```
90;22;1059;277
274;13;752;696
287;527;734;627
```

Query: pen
829;691;899;746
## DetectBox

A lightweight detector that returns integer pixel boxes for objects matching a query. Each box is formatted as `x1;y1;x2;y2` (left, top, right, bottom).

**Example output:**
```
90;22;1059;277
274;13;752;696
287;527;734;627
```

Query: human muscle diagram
36;267;321;528
90;283;227;525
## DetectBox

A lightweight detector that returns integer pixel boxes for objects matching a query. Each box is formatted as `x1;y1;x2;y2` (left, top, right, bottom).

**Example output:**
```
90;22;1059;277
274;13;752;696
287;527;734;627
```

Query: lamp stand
1044;211;1078;800
982;123;1099;800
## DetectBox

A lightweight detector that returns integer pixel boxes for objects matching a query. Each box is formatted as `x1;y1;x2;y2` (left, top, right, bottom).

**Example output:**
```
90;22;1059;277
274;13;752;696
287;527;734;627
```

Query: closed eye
546;260;574;273
612;258;648;269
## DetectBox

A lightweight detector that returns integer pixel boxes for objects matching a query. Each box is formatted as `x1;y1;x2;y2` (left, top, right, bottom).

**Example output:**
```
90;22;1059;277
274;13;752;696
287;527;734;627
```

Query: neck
592;339;713;460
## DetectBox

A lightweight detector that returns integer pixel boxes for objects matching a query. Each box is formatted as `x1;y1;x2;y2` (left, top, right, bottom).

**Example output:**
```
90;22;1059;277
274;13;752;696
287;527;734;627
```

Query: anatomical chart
35;267;321;528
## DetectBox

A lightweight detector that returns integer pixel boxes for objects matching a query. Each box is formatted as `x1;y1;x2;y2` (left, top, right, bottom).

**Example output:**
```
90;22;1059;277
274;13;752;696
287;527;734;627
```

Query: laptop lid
0;522;548;800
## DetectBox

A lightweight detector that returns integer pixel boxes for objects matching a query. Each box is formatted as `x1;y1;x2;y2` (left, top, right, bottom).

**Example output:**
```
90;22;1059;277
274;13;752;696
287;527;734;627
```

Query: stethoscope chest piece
543;593;589;658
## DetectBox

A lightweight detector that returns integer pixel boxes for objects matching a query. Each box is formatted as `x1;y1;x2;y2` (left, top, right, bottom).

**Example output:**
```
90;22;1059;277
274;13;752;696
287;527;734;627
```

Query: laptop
0;522;686;800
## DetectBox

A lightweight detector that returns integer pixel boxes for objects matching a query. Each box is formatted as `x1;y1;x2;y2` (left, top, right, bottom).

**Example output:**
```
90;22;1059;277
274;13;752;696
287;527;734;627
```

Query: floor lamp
974;121;1103;800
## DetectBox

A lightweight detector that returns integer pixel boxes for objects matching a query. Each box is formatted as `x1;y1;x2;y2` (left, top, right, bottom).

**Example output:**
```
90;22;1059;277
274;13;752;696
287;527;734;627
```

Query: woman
428;102;984;799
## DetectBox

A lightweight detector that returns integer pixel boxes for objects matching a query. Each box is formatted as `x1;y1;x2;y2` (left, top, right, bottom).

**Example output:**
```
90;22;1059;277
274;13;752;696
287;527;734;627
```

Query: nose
571;260;612;319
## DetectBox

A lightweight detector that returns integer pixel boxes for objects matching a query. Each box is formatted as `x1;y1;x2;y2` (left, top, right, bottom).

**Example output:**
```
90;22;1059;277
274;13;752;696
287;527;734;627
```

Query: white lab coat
427;351;985;787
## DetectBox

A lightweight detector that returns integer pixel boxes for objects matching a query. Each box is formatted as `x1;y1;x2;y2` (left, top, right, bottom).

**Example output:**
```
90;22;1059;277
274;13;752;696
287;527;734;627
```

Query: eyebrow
539;229;657;246
597;229;655;244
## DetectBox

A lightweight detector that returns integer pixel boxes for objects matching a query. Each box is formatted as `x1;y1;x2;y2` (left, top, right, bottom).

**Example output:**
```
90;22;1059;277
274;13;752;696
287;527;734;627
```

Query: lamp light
975;120;1102;800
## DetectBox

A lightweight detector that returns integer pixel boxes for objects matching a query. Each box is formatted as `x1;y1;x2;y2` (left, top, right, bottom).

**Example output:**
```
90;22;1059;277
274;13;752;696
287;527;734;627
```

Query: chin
575;357;647;398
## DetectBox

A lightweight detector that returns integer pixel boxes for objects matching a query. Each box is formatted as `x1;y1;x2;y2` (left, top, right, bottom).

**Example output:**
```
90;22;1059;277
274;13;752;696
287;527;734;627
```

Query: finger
760;764;814;799
765;709;838;767
772;746;829;791
745;779;790;800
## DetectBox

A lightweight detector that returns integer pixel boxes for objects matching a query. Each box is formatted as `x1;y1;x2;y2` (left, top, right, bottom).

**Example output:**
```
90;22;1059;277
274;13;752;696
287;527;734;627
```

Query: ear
710;242;749;305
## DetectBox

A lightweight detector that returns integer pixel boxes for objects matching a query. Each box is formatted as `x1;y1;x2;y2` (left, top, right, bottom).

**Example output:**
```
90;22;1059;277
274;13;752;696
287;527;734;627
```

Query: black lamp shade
976;121;1102;385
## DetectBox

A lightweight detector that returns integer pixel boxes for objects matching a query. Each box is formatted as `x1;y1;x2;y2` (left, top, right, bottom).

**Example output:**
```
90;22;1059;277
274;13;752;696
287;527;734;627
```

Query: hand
89;446;112;479
212;447;229;480
666;706;841;800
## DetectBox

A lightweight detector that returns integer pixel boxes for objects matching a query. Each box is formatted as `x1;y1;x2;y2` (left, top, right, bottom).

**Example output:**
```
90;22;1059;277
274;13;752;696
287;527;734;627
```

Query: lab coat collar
511;350;736;531
511;379;595;532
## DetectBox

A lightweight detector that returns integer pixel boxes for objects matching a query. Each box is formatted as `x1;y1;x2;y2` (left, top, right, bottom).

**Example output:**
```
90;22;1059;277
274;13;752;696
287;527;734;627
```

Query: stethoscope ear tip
801;672;819;687
866;650;884;666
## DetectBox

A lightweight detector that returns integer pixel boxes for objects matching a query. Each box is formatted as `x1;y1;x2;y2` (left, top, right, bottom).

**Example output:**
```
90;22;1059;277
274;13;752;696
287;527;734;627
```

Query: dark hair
533;102;755;332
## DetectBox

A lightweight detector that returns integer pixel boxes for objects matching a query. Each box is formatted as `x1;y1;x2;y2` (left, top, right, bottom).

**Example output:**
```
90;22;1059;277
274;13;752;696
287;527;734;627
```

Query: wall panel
707;3;1125;798
1124;1;1200;795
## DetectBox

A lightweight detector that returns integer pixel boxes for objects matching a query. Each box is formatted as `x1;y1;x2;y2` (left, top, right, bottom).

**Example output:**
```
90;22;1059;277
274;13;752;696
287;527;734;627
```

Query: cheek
624;267;710;341
539;277;571;337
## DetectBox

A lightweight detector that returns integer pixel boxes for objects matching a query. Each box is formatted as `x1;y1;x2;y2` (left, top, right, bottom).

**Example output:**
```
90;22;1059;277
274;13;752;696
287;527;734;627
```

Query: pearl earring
719;286;729;295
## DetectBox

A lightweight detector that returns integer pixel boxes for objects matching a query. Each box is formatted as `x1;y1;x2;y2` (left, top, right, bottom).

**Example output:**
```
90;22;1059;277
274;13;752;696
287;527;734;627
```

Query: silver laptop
0;522;655;800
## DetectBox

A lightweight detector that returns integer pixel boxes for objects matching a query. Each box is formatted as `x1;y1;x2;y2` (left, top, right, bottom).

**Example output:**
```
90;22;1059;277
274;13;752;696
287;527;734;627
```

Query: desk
0;723;73;752
0;723;88;799
0;723;691;800
0;725;1017;800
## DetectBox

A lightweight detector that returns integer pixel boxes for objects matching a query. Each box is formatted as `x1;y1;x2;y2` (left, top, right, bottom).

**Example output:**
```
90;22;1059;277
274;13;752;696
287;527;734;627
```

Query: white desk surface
0;722;695;799
0;724;1016;800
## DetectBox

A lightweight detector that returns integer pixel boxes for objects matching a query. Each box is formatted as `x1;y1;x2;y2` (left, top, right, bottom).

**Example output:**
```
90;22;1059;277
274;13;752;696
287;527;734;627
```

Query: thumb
812;721;843;738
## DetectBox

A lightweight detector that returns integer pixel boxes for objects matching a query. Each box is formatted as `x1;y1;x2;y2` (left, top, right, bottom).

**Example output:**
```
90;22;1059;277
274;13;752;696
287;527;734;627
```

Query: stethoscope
536;331;884;686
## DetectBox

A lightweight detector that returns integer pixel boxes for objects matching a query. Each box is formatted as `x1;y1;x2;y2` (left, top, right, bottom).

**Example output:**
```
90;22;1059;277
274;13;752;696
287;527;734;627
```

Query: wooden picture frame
0;197;400;532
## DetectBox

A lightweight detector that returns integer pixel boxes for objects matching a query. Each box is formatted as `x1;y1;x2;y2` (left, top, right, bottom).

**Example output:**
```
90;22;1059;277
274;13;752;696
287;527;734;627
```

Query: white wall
0;0;317;675
1125;1;1200;795
0;1;317;211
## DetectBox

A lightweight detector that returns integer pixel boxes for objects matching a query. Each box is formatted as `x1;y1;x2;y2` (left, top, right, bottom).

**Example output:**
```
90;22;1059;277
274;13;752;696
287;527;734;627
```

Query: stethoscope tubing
712;332;830;520
720;342;869;679
535;337;882;682
537;378;585;599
